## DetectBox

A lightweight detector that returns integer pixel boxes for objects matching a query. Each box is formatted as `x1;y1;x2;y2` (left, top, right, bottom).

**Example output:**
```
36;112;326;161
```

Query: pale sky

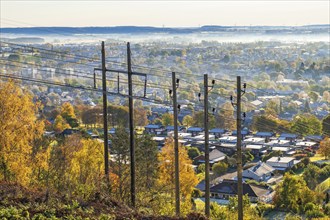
1;1;329;28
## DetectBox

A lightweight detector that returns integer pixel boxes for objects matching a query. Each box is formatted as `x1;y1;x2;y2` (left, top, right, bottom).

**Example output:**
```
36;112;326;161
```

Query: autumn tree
0;80;44;185
319;138;330;159
81;107;102;127
68;139;104;199
134;108;148;127
156;138;198;215
49;134;83;194
61;102;78;128
53;115;70;133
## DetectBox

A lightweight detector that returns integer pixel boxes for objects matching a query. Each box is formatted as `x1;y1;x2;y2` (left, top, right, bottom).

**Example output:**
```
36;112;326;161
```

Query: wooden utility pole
204;74;210;218
127;42;136;207
101;41;110;185
172;72;180;216
236;76;243;220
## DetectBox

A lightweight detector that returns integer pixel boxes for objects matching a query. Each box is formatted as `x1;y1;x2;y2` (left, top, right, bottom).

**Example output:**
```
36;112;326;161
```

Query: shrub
305;209;325;218
284;213;302;220
324;203;330;216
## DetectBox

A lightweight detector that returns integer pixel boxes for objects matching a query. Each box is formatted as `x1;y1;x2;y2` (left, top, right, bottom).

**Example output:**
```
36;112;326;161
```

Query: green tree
212;161;228;177
135;134;159;206
217;102;236;130
308;91;319;103
322;114;330;137
108;105;129;127
161;113;174;126
81;107;102;127
303;164;321;189
303;100;311;113
193;111;215;128
110;127;130;202
182;115;194;128
273;173;317;213
291;114;322;136
319;138;330;159
186;146;201;160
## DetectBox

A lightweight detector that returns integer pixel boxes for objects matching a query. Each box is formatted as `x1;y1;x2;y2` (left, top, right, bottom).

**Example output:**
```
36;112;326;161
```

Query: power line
0;73;168;106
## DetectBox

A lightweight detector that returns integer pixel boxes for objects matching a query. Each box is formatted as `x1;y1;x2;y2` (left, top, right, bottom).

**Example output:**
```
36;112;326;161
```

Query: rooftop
267;156;295;163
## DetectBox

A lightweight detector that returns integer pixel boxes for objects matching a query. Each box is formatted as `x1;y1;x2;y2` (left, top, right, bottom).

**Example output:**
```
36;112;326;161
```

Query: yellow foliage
68;138;104;198
0;80;44;185
156;138;198;215
53;115;70;133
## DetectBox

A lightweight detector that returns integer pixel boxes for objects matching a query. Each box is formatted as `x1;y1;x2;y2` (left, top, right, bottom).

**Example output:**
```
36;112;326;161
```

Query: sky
1;1;329;28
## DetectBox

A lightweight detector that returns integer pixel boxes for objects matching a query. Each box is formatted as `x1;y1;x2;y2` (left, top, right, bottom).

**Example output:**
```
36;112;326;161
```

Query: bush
284;213;302;220
305;209;325;218
304;202;316;212
324;203;330;216
255;203;274;216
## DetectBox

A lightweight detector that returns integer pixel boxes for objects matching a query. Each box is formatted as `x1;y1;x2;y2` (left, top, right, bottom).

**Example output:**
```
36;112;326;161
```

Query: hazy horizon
1;1;329;28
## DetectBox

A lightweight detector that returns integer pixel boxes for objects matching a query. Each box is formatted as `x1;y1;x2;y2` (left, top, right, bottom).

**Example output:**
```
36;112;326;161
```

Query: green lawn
310;154;327;162
315;178;330;193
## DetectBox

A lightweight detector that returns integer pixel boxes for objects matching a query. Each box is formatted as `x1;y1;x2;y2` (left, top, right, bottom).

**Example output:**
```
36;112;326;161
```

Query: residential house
144;124;165;135
245;145;268;157
165;126;186;134
187;127;204;137
60;128;79;136
295;141;318;150
215;143;237;155
242;162;275;182
232;128;250;138
194;149;226;166
210;179;273;203
219;136;237;144
304;135;324;143
255;132;275;142
266;157;295;171
279;133;298;141
209;128;226;138
243;137;265;145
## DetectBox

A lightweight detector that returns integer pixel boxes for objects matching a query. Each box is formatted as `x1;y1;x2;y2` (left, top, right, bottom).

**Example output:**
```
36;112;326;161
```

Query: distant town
0;25;329;219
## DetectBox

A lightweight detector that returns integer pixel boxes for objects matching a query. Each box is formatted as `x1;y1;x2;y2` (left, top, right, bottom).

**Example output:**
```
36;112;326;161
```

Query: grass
315;178;330;193
310;153;327;162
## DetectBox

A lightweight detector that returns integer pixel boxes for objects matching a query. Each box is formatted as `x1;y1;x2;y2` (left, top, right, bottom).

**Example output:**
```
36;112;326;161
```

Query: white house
266;157;295;171
243;162;275;182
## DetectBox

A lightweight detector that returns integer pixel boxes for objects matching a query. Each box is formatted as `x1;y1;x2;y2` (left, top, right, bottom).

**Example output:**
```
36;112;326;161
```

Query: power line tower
171;72;180;216
202;74;214;218
231;76;246;220
127;42;136;207
236;76;243;220
101;41;110;187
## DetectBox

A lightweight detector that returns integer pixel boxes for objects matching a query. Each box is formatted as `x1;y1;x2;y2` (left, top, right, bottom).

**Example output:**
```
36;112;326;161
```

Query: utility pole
236;76;243;220
204;74;210;218
127;42;136;208
172;72;180;216
101;41;110;186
